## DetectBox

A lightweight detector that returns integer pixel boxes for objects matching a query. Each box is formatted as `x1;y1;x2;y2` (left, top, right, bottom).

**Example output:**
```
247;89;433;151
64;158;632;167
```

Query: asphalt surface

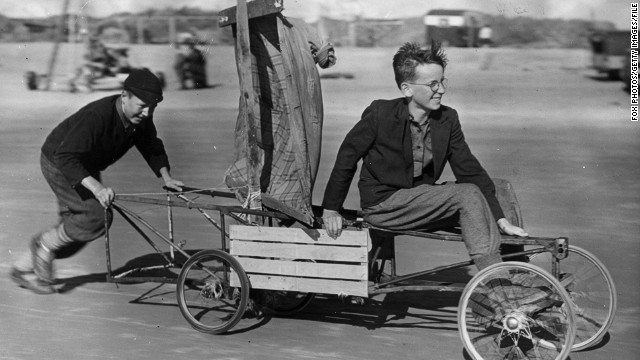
0;43;638;359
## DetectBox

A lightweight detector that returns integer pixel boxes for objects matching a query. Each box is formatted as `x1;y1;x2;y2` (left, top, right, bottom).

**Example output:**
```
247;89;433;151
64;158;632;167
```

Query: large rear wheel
529;245;616;350
459;262;575;360
176;249;249;334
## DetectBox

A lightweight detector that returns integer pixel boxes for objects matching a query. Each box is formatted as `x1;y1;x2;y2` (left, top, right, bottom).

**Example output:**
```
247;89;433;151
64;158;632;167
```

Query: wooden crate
229;225;370;297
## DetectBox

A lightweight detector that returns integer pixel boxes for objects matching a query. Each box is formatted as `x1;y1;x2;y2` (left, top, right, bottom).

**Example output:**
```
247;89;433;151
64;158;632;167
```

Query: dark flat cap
124;68;163;105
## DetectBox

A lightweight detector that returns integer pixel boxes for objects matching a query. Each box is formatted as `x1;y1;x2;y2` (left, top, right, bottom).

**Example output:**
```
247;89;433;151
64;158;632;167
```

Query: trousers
362;182;503;268
40;153;113;243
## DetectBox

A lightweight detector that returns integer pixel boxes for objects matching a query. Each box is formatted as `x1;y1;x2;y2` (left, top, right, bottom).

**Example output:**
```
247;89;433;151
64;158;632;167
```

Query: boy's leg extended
40;154;112;247
33;155;112;279
10;155;112;293
362;183;502;270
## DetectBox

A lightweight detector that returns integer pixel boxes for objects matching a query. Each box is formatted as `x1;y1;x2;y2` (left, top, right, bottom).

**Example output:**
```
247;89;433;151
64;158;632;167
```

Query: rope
117;183;245;197
241;185;262;210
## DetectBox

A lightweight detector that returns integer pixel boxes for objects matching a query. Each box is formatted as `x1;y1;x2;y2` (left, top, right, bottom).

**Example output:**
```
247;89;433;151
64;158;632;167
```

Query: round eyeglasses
406;78;448;92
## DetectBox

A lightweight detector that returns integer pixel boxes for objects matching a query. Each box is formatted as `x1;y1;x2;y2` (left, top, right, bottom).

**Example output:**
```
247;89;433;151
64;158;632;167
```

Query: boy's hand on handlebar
159;167;184;192
95;187;115;208
81;176;114;208
322;209;344;239
164;178;185;192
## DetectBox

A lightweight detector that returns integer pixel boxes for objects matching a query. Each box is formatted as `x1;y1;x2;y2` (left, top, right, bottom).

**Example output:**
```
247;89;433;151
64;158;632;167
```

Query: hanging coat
225;15;335;225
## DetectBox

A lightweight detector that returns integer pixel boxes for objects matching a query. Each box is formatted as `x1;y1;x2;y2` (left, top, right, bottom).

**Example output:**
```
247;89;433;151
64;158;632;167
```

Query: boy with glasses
321;42;527;272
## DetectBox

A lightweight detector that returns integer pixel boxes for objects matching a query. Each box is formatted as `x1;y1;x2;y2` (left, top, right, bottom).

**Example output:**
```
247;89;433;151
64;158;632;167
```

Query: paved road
0;44;637;359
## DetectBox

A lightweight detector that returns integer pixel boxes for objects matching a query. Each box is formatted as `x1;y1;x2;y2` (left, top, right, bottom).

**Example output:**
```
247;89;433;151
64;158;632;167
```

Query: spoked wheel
176;249;250;334
458;262;576;360
529;245;617;351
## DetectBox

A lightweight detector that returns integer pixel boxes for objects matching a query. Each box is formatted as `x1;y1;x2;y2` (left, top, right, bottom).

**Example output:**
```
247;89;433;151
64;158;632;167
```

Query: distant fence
3;12;611;49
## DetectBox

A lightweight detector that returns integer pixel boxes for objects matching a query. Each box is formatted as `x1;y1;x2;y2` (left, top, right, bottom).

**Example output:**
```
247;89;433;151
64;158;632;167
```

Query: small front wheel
176;249;250;334
459;262;576;360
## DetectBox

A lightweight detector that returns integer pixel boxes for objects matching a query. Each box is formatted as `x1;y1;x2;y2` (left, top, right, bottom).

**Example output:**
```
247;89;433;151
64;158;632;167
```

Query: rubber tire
529;245;617;351
176;249;249;334
458;262;576;360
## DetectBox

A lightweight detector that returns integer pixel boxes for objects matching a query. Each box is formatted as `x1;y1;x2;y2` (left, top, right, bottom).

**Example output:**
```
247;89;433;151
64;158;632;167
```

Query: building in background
423;9;487;47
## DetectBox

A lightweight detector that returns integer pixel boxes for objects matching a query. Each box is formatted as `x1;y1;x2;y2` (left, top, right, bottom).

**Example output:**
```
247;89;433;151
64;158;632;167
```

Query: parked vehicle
423;9;487;47
590;30;630;80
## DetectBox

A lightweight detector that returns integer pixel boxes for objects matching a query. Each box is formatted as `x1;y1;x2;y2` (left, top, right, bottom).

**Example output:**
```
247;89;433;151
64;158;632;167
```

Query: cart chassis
105;188;568;295
104;187;616;357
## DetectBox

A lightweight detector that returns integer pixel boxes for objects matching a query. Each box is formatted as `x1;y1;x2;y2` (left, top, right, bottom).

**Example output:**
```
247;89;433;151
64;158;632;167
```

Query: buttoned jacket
322;97;504;220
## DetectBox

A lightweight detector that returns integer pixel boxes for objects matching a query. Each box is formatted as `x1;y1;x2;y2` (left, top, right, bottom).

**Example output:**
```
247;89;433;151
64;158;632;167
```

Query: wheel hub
501;311;529;334
201;279;223;302
505;316;520;330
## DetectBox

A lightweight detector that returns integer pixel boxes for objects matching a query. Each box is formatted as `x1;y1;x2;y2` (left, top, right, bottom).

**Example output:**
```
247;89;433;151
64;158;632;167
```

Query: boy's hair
392;41;448;89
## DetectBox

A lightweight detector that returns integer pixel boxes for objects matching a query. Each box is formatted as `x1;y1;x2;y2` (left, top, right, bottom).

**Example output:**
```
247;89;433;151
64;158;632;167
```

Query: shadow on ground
53;250;473;334
54;250;202;293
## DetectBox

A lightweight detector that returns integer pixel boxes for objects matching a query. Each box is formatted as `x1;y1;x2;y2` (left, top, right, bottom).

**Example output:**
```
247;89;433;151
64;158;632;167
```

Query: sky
0;0;632;30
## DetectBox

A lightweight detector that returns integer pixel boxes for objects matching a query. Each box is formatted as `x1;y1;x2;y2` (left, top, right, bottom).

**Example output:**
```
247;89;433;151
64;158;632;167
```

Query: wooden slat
218;0;284;27
230;270;241;287
246;274;368;297
231;241;367;262
229;225;370;296
236;257;367;280
230;225;369;246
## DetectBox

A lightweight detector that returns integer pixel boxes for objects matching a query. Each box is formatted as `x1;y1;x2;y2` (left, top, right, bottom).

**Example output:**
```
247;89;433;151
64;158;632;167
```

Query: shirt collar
408;113;430;128
116;96;134;130
400;98;430;127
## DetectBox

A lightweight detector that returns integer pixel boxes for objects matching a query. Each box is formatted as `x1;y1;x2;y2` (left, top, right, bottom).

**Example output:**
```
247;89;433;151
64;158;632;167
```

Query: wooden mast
221;1;316;223
234;0;261;210
45;0;70;90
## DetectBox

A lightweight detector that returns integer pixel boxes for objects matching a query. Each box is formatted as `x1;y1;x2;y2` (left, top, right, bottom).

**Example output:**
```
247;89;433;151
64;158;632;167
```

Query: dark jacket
322;98;505;220
41;95;170;195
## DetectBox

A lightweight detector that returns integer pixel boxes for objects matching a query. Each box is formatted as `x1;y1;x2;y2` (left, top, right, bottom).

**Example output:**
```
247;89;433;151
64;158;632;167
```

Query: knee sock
13;225;75;272
40;224;74;252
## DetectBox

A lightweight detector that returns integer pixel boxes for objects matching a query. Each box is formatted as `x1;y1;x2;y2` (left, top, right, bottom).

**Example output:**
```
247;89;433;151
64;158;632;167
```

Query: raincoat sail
225;15;335;225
